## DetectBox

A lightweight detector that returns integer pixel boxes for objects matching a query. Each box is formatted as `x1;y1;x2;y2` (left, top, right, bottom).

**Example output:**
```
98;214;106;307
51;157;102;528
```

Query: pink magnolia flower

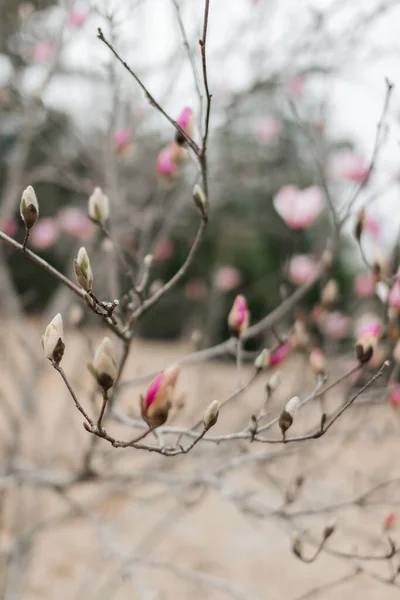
228;295;249;337
140;364;179;428
255;116;282;146
269;341;292;366
0;217;18;237
330;150;370;183
288;255;319;285
67;10;87;28
30;218;60;249
59;207;95;239
383;512;396;530
389;281;400;312
214;266;242;291
273;185;324;229
285;75;305;98
154;238;174;261
176;107;193;143
114;129;132;155
156;143;182;180
389;383;400;409
32;41;55;63
354;273;375;299
322;311;350;340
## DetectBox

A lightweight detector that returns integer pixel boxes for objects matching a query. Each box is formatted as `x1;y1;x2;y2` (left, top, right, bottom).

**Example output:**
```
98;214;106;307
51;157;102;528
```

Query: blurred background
2;1;400;599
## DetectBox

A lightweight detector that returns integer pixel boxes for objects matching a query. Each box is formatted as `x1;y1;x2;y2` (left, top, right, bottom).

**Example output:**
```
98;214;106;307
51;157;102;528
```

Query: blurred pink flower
389;281;400;312
330;150;370;183
114;129;132;155
59;207;95;239
273;185;324;229
156;143;182;180
354;313;382;340
154;238;174;261
214;266;242;291
255;116;282;145
67;10;87;28
32;41;55;63
185;279;207;300
176;107;192;131
383;512;396;530
0;217;18;237
322;311;351;340
389;382;400;409
288;255;319;286
286;75;305;98
354;273;375;299
30;218;59;249
269;341;292;366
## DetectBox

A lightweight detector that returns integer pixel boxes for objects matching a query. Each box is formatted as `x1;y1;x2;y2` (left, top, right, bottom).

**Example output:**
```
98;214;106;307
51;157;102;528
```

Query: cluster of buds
74;247;93;292
20;186;39;232
203;400;219;430
309;348;326;378
279;396;300;437
41;313;65;364
88;337;117;391
355;324;379;364
140;364;180;429
228;295;249;337
88;187;109;226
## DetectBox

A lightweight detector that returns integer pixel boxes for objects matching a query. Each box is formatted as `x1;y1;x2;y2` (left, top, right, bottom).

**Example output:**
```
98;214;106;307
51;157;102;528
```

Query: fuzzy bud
203;400;219;430
88;337;117;390
266;371;281;396
41;313;65;364
228;295;249;337
193;184;208;221
20;185;39;230
140;364;179;429
354;207;365;242
355;332;378;364
309;348;326;377
279;396;300;436
320;279;339;306
144;254;154;268
74;247;93;292
254;348;270;371
88;187;109;226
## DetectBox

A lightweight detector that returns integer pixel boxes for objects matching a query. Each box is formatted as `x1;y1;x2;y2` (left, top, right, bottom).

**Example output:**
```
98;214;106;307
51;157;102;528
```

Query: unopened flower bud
140;364;179;429
355;332;378;364
88;187;109;226
291;532;303;558
41;313;65;364
88;337;117;390
193;184;208;221
203;400;219;430
144;254;154;268
228;295;249;337
74;247;93;292
354;207;365;242
20;185;39;230
254;348;269;371
309;348;326;377
320;279;338;306
266;371;281;396
279;396;300;436
175;107;193;146
323;518;336;540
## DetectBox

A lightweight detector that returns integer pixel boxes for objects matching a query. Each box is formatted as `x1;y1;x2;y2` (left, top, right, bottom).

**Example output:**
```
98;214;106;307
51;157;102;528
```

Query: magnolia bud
140;364;179;429
254;348;270;370
144;254;154;268
279;396;300;436
88;187;109;226
309;348;326;377
203;400;219;430
41;313;65;364
355;332;377;364
323;518;336;540
354;207;365;242
88;337;117;390
320;279;338;306
266;371;281;396
228;295;249;337
175;107;193;145
74;247;93;292
193;184;208;221
20;185;39;230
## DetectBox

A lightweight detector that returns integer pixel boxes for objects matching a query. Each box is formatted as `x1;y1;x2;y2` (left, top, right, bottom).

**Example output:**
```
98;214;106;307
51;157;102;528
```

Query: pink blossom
114;129;132;155
285;75;305;98
389;281;400;311
255;116;282;146
30;218;60;249
59;207;95;239
322;311;351;340
389;383;400;409
67;10;87;28
354;273;375;299
228;295;249;337
156;144;182;180
383;512;396;530
288;255;319;285
146;372;164;409
32;41;55;63
273;185;324;229
269;341;292;366
154;238;174;261
330;150;370;183
141;364;179;428
0;217;18;237
176;107;193;138
214;266;242;291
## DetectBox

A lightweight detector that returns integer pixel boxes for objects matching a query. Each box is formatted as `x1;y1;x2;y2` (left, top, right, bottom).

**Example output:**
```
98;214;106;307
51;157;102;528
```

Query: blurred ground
1;322;400;600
